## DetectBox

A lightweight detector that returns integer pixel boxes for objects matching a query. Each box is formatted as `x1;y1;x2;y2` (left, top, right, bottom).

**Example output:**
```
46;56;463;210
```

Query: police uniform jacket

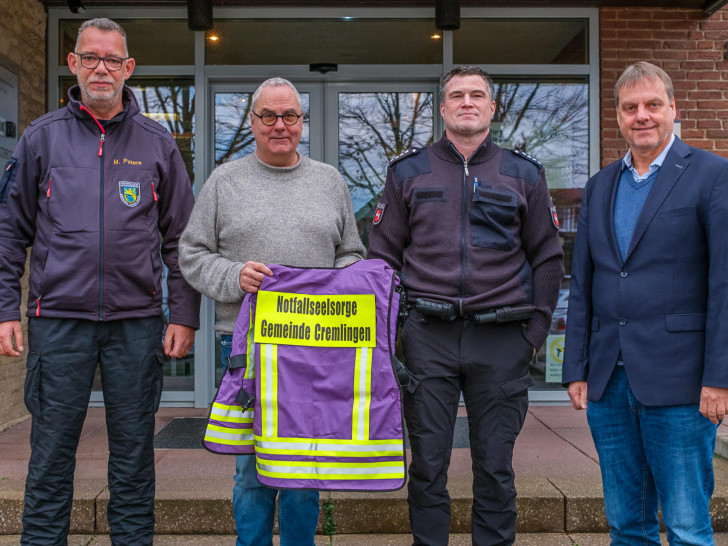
368;132;564;349
0;85;200;327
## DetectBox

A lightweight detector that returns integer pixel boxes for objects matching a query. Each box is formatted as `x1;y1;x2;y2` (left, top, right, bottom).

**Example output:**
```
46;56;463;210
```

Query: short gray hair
440;65;495;103
75;18;129;57
251;77;302;112
614;61;674;106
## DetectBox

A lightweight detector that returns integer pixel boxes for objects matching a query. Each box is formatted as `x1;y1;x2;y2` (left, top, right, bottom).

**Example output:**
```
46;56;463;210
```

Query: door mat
153;416;471;449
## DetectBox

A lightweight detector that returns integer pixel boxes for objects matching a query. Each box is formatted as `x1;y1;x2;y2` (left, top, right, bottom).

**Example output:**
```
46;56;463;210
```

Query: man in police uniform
368;65;564;545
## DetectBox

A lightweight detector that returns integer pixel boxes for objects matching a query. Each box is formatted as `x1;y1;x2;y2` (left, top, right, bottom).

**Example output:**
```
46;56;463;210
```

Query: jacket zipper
80;105;106;321
450;142;469;315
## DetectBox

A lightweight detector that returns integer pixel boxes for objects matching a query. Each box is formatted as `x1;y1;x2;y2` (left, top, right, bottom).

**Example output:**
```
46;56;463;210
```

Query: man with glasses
0;18;200;545
179;77;364;546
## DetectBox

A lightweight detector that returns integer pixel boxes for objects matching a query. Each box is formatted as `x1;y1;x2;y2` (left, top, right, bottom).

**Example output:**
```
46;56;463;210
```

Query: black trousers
21;316;164;546
401;310;534;546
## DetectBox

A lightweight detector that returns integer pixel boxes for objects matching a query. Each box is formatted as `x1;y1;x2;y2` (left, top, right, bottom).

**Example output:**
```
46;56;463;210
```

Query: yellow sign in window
255;291;377;348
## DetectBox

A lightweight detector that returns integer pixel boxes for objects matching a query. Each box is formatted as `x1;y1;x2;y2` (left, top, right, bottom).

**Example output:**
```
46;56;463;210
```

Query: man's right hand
567;381;588;410
239;261;273;293
0;320;24;357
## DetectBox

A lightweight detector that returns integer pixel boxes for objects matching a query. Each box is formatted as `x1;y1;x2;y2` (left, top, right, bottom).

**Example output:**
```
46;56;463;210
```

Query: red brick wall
600;6;728;167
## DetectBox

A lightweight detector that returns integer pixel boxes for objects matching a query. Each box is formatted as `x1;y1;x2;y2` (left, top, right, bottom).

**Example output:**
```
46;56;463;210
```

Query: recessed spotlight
431;34;442;39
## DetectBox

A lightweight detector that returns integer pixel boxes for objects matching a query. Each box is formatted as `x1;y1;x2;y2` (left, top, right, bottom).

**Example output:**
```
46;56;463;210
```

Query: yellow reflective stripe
257;456;401;469
245;307;255;380
254;438;403;457
257;466;403;480
204;436;254;446
254;436;402;446
204;424;254;445
210;403;253;423
352;346;373;441
260;343;278;438
255;446;402;457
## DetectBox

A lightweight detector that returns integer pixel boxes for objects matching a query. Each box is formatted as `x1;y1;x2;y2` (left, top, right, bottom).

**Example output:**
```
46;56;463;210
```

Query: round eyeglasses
252;111;303;126
74;53;128;71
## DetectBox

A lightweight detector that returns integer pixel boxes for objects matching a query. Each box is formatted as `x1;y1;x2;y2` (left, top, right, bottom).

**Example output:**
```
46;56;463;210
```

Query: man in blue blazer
563;61;728;545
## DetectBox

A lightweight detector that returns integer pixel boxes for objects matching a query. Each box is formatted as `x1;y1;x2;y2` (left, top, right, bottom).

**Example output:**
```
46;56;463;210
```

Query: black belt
409;298;534;324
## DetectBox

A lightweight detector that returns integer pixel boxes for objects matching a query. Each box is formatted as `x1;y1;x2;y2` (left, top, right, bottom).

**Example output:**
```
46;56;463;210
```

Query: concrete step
4;535;728;545
2;407;728;537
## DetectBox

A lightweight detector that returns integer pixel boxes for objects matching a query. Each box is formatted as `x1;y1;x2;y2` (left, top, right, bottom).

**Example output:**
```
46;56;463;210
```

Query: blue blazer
562;137;728;405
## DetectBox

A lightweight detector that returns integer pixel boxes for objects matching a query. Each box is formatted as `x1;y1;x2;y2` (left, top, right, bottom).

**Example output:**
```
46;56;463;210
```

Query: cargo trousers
401;310;534;546
21;316;164;546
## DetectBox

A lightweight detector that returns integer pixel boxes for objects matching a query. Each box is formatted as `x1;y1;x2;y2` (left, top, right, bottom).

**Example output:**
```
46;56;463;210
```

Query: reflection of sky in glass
130;83;196;181
491;82;588;189
214;92;310;165
338;92;434;217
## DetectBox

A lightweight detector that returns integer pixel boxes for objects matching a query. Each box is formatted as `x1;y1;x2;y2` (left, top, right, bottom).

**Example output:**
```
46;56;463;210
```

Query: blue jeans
587;366;717;546
220;334;319;546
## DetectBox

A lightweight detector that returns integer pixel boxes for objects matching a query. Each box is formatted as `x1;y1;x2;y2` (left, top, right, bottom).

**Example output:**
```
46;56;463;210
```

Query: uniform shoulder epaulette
389;148;420;166
508;148;543;170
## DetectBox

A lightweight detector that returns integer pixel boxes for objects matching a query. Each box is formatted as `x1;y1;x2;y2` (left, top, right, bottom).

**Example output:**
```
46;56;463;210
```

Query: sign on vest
203;259;407;491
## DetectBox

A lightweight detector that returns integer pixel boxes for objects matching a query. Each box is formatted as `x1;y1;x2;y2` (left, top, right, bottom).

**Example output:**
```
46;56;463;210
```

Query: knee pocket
153;348;166;412
24;352;42;420
498;372;534;399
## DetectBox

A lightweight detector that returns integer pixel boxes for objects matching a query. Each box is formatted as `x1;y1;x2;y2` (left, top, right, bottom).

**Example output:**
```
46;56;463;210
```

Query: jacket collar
66;84;140;124
431;131;499;165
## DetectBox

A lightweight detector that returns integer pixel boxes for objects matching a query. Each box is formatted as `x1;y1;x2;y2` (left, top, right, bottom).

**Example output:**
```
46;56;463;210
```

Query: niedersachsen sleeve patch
550;205;560;230
373;202;387;225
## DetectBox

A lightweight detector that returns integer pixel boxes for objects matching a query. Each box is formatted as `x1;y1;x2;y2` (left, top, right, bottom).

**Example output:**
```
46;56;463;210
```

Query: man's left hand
164;324;196;358
699;386;728;424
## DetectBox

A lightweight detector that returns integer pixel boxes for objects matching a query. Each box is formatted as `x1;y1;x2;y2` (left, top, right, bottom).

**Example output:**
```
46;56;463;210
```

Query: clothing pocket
24;353;42;420
0;157;18;203
665;313;706;332
499;372;535;399
153;348;166;413
471;188;518;250
413;188;446;203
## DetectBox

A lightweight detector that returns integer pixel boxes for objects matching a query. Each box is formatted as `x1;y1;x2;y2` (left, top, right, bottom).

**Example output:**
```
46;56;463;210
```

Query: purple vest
204;259;406;491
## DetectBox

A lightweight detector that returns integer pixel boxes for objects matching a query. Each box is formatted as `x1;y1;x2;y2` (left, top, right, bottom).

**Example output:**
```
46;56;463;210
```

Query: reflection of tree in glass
492;83;589;188
339;92;434;218
132;83;195;182
215;93;255;166
214;93;311;166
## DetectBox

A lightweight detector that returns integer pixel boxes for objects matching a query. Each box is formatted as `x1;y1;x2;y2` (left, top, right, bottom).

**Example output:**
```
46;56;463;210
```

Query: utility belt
408;297;535;325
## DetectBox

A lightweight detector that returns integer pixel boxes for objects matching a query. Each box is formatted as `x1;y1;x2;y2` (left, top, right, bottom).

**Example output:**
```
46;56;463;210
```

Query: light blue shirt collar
622;134;675;182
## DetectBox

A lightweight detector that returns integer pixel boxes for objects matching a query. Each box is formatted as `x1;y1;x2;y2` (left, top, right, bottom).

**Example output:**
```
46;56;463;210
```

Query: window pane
338;92;434;246
490;78;586;272
454;19;588;65
59;19;194;65
207;20;442;65
130;79;196;183
489;79;587;390
213;91;310;167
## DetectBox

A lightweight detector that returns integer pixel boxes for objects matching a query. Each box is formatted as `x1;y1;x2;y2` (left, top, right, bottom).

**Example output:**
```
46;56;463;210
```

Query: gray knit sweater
179;153;366;334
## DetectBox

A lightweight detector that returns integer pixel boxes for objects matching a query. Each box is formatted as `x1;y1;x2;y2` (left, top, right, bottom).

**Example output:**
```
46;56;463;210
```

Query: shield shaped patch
550;205;559;230
373;203;386;225
120;181;141;208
